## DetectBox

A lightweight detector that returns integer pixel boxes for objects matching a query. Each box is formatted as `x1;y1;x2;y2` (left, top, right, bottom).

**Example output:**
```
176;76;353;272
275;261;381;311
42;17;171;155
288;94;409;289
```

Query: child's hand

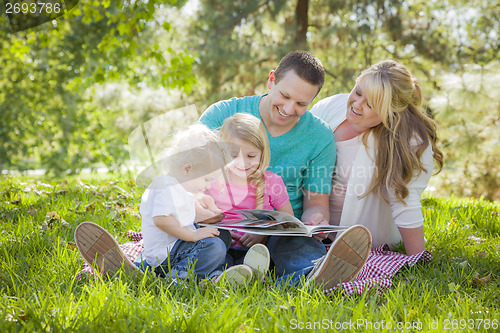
239;233;268;248
193;226;220;241
230;231;241;246
194;193;223;223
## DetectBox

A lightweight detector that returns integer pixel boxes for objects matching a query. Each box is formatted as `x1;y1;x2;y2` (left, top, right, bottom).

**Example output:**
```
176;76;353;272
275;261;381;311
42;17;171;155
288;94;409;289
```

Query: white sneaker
243;244;270;280
214;265;253;285
75;222;140;277
306;225;371;290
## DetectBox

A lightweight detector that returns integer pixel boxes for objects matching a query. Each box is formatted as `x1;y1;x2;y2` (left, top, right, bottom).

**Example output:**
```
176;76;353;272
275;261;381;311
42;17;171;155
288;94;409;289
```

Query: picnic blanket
76;231;432;295
323;243;432;295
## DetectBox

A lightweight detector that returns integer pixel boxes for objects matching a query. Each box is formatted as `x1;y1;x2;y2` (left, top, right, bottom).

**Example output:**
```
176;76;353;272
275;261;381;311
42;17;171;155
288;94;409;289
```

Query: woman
311;60;444;255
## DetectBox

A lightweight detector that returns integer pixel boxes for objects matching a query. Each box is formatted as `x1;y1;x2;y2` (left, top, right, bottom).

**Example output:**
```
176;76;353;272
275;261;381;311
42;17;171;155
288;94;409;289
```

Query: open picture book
199;209;348;237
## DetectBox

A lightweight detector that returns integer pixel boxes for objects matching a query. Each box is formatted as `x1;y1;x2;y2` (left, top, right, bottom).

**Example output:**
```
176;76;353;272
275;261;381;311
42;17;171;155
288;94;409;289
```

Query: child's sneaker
214;264;252;285
75;222;141;277
305;225;371;291
243;243;270;280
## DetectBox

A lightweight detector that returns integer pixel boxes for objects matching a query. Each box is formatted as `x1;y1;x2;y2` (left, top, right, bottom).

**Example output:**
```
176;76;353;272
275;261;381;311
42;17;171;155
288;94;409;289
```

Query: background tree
183;0;499;200
1;0;498;199
0;0;195;174
186;0;498;103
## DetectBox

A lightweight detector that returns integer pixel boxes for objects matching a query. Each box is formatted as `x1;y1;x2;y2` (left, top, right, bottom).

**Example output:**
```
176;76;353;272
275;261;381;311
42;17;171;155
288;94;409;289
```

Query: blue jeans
266;236;326;286
226;247;249;266
137;235;228;280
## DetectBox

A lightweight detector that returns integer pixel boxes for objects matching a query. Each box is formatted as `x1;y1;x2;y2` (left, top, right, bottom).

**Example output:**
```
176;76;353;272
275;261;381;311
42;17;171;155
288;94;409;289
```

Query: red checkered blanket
323;243;432;295
76;231;432;295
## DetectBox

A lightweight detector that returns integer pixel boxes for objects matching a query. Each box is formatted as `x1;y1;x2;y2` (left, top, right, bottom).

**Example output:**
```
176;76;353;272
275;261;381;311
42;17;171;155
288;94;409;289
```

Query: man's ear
267;70;275;89
182;163;193;176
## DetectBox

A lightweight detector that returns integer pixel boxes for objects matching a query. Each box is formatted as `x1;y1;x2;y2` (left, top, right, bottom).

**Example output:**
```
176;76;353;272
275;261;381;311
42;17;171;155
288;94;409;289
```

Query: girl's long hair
358;60;444;203
220;113;271;209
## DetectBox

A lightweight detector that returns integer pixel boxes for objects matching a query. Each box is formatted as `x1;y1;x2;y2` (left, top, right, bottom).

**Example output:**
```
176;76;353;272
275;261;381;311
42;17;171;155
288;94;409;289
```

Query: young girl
205;113;294;262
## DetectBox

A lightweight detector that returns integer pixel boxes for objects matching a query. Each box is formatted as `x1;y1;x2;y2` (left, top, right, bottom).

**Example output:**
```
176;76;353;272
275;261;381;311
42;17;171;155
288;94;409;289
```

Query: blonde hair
160;124;229;178
220;113;271;209
357;60;444;203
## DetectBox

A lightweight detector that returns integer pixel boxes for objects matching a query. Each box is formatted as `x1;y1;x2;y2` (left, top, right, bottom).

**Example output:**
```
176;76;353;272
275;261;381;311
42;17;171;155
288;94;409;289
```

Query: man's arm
301;190;330;241
299;119;335;226
198;100;230;129
301;190;330;224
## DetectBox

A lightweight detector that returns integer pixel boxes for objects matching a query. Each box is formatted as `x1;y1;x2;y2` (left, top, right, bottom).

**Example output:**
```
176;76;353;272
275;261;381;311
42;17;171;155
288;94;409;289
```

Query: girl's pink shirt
205;171;289;247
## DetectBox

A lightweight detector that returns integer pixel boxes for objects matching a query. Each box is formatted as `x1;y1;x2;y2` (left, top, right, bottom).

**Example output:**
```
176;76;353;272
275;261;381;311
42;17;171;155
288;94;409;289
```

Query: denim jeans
135;227;230;280
154;236;228;280
266;235;326;286
215;230;240;266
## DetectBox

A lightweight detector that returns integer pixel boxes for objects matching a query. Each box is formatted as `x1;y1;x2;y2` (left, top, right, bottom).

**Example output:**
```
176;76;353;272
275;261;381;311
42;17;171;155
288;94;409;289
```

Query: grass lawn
0;174;499;332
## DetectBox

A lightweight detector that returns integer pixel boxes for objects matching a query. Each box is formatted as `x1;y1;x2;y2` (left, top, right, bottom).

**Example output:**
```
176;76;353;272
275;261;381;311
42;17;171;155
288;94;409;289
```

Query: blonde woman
311;60;444;255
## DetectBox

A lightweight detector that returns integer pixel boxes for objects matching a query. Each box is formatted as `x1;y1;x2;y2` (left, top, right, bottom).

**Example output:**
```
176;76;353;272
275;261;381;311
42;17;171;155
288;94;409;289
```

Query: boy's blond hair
160;124;229;179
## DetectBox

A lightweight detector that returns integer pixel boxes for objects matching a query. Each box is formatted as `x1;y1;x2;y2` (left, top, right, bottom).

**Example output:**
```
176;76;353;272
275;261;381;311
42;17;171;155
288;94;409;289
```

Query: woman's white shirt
329;136;361;226
311;94;433;249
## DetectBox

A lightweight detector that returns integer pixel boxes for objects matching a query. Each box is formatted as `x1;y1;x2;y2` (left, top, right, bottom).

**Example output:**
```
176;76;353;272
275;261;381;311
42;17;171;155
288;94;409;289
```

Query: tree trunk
294;0;309;50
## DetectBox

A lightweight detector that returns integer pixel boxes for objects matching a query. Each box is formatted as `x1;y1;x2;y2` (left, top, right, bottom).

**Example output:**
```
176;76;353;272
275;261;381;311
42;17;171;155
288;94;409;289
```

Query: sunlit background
1;0;498;201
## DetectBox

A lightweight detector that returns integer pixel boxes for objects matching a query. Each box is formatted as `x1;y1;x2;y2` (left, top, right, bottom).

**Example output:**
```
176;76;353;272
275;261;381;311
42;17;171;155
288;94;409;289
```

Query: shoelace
306;255;326;280
311;256;324;264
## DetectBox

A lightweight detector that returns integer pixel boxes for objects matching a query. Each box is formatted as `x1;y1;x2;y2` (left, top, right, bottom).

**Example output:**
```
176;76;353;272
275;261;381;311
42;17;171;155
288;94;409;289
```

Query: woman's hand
398;226;425;255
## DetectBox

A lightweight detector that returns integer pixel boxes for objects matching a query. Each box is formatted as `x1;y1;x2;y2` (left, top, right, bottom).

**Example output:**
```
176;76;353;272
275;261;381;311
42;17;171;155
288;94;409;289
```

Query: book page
199;209;350;236
304;225;348;234
219;219;304;230
234;209;302;224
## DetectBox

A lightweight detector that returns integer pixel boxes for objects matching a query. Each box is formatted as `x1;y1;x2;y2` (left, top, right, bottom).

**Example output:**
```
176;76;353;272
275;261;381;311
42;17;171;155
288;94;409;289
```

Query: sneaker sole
308;225;371;290
216;265;253;285
243;244;270;278
74;222;139;277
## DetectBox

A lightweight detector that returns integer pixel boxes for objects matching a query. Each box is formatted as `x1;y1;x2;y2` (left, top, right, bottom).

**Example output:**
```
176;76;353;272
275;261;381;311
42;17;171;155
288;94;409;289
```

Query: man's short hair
274;50;325;90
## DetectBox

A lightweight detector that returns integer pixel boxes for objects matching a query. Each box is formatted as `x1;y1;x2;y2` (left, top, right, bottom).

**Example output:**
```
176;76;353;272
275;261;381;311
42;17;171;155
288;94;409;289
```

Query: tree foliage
0;0;195;174
429;61;500;200
1;0;499;199
181;0;499;199
186;0;499;104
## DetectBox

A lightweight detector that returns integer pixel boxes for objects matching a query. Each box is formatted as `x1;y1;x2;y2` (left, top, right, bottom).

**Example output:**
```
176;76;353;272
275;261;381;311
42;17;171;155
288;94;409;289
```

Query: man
199;51;370;288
